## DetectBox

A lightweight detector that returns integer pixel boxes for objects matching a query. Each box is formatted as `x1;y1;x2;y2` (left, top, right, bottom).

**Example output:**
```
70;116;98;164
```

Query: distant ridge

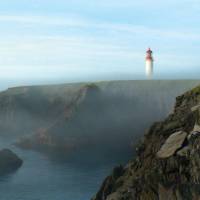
0;80;199;159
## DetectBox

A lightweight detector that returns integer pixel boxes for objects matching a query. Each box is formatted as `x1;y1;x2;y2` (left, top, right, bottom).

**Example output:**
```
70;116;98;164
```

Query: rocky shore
93;85;200;200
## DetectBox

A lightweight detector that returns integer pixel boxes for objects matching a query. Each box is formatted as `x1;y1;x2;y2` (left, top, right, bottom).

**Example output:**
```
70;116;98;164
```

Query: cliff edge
93;85;200;200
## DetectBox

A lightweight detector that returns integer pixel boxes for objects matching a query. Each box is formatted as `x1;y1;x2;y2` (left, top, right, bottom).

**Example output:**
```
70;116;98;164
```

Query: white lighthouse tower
145;48;154;78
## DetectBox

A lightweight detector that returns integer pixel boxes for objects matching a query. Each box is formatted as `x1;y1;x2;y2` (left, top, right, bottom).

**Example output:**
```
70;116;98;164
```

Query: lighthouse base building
146;59;153;78
145;48;154;78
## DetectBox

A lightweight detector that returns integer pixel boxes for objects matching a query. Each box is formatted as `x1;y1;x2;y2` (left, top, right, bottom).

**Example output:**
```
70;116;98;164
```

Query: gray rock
157;131;187;158
187;125;200;140
193;123;200;132
191;104;200;112
106;192;122;200
176;146;190;157
188;132;200;140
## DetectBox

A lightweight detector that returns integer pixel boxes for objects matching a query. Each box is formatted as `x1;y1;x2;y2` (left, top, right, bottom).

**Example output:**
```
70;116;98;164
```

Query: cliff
0;80;199;156
92;85;200;200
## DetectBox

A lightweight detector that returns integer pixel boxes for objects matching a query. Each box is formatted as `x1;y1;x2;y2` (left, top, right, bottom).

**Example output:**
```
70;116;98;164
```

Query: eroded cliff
93;85;200;200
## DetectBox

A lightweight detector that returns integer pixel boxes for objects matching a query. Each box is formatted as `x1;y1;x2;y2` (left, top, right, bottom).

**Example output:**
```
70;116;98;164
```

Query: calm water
0;138;131;200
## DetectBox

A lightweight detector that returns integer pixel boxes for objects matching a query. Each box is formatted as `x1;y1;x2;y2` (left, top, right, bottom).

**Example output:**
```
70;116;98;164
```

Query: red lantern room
146;48;153;61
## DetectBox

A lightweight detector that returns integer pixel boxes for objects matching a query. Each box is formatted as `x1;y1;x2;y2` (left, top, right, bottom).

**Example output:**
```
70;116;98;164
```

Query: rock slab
157;131;187;158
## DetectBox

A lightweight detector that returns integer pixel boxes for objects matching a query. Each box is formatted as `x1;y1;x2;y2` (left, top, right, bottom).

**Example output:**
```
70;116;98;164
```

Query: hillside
0;80;199;156
92;84;200;200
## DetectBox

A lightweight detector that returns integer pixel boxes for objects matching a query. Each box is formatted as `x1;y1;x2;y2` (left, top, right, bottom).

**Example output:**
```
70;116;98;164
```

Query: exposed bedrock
93;85;200;199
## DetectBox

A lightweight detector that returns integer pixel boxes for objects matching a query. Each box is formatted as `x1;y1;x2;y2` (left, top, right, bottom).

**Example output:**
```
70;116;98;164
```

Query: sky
0;0;200;88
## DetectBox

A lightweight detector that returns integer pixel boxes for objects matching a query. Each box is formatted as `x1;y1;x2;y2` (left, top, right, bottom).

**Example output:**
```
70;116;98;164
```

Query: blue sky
0;0;200;86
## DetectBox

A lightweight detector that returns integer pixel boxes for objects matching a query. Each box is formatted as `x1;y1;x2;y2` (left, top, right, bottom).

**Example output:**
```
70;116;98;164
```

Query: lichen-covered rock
157;131;187;158
191;104;200;112
176;146;190;157
93;84;200;200
192;123;200;132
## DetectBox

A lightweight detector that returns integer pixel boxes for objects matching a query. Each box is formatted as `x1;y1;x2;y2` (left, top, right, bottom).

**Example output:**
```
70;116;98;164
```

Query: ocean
0;138;130;200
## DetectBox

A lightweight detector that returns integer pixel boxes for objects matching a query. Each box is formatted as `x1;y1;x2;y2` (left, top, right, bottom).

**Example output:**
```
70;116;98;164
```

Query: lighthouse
145;48;153;78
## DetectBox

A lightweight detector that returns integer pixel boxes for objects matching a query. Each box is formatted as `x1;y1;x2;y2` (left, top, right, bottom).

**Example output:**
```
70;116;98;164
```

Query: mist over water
0;67;200;92
0;138;131;200
0;79;199;200
0;0;198;198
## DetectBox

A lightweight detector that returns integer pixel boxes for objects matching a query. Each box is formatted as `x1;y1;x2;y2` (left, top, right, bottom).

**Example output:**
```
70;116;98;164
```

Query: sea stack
145;48;154;78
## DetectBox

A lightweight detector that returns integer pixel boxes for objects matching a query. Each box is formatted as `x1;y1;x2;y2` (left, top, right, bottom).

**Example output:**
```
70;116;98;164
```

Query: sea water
0;138;130;200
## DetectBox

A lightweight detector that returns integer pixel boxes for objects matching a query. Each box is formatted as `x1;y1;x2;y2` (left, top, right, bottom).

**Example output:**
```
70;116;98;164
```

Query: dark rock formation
93;85;200;200
0;149;23;174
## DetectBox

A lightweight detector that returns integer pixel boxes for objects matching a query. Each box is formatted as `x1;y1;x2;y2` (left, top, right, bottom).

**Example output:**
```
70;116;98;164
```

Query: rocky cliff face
92;85;200;200
0;83;84;137
17;84;103;152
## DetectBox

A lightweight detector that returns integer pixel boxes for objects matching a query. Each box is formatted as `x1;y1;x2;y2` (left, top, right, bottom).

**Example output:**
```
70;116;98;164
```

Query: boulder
191;104;200;112
157;131;187;158
193;123;200;132
187;123;200;140
107;192;123;200
176;146;190;157
0;149;23;174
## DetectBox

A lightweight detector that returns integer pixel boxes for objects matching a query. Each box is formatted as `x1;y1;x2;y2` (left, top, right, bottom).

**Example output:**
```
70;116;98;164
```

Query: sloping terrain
0;80;199;155
93;84;200;200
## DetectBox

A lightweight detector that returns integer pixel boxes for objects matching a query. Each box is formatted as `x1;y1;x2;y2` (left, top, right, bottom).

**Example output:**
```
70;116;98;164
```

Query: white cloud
0;15;88;27
0;13;199;80
0;14;199;41
69;0;200;9
0;36;141;72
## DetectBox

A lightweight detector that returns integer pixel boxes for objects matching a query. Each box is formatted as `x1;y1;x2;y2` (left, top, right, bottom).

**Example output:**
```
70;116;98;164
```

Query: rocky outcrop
93;85;200;200
157;131;187;158
0;149;23;174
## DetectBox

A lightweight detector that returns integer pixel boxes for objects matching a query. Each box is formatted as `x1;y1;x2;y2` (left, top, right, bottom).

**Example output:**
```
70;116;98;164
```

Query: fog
0;80;199;160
